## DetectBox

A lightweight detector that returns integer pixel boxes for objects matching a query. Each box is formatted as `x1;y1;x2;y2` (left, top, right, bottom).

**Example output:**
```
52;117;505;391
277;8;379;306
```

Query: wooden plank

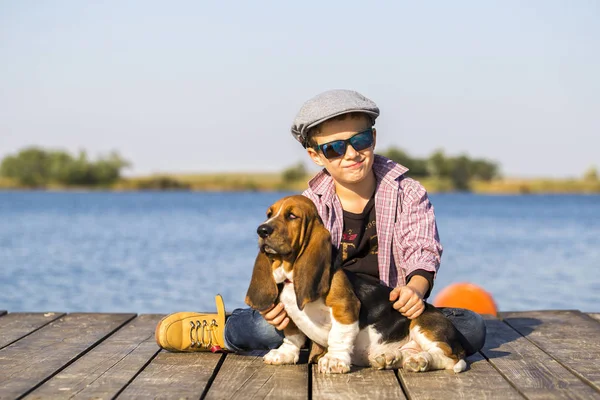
0;312;65;350
0;313;135;399
481;315;599;399
588;313;600;323
397;352;523;399
118;350;224;398
501;310;600;393
24;314;163;399
314;366;404;400
205;354;308;399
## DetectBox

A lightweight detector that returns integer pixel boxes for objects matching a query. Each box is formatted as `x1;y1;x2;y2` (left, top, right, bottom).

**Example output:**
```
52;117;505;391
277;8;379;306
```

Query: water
0;191;598;313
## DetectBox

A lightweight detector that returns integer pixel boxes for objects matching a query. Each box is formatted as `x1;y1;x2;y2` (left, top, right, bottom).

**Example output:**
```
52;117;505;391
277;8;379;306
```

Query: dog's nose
257;224;274;238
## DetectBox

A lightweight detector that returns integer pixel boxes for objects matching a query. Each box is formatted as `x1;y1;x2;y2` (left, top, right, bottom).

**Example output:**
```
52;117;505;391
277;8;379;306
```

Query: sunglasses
313;128;375;160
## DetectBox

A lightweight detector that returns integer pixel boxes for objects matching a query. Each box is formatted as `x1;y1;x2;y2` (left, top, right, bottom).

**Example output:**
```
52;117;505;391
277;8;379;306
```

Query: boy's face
307;115;376;187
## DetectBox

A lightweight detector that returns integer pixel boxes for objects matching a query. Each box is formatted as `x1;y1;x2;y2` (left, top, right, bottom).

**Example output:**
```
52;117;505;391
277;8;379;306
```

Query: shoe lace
189;319;220;350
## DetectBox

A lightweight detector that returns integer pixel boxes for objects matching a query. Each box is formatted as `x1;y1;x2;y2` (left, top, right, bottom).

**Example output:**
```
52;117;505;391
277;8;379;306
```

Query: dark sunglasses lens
350;130;374;151
321;141;347;159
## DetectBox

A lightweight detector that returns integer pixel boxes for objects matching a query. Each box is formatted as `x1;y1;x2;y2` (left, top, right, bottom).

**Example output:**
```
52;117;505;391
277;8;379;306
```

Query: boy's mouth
345;160;364;169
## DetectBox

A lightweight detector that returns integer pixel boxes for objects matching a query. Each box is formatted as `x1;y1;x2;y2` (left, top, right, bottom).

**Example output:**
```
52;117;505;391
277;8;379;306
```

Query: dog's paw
453;359;467;373
403;352;432;372
369;350;403;370
317;353;351;374
263;348;299;365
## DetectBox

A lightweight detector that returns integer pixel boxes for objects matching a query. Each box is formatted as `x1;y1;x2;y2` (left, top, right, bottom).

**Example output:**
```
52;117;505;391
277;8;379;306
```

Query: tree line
0;147;129;187
1;146;500;190
380;147;500;190
282;147;501;190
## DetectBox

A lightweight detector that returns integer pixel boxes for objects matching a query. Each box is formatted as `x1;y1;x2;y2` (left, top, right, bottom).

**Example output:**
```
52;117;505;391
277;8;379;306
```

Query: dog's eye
287;213;298;220
266;211;272;218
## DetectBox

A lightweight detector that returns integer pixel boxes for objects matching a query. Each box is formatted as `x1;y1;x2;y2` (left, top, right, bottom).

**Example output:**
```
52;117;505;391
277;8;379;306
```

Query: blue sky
1;1;598;178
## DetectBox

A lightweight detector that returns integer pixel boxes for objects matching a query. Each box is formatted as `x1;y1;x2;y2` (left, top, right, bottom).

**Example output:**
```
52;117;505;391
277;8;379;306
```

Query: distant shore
1;173;599;194
4;146;598;195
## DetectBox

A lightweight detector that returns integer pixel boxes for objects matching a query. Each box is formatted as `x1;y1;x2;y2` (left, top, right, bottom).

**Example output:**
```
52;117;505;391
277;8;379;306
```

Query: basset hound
245;195;467;374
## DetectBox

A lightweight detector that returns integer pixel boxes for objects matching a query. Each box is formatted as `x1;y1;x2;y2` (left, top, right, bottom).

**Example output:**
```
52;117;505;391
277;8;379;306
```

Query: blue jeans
224;307;486;357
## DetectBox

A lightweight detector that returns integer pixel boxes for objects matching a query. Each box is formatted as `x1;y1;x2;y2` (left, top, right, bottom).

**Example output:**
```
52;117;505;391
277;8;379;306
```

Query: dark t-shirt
339;196;435;298
340;197;379;284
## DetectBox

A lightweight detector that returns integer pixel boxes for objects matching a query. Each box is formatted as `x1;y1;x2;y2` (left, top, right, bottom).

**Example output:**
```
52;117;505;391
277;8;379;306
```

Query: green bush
380;147;499;190
282;162;308;183
134;176;190;190
381;147;428;177
0;147;130;187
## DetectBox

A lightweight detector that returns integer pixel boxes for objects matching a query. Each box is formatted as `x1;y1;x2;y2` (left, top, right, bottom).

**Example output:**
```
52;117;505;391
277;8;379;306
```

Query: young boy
155;89;486;356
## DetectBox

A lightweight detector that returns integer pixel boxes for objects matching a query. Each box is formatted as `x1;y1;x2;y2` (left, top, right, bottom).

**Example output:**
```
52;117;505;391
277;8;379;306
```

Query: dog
245;195;467;374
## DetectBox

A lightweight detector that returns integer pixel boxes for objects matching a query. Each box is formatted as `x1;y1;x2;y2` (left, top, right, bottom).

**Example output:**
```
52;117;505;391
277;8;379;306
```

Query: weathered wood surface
398;352;524;399
0;313;135;399
0;312;65;350
24;314;163;399
207;354;308;400
483;314;599;399
314;365;404;399
117;351;224;399
0;310;599;399
501;310;600;393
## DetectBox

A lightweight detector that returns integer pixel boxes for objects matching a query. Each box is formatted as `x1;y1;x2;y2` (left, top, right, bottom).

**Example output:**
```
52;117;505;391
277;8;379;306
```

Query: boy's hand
390;286;425;319
259;302;290;330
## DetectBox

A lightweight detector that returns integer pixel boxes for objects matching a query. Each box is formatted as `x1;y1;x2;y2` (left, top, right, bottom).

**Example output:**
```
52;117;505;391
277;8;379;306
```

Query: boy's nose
344;143;360;158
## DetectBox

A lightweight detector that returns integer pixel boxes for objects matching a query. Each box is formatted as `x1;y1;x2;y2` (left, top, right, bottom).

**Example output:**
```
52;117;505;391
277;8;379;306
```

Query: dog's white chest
279;283;331;346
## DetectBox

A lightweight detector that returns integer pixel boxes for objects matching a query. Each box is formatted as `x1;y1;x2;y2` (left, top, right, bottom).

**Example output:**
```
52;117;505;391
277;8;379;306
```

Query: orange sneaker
155;294;227;352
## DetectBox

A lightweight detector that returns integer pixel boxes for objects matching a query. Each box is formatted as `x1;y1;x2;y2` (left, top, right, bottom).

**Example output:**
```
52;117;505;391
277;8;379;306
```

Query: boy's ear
307;147;325;167
372;128;377;151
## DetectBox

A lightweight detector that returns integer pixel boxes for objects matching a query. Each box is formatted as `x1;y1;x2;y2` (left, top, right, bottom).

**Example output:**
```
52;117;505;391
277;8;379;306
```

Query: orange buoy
433;282;498;316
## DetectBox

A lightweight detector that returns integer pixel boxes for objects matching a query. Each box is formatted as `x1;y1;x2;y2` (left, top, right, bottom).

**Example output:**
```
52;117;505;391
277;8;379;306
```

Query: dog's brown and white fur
245;195;467;374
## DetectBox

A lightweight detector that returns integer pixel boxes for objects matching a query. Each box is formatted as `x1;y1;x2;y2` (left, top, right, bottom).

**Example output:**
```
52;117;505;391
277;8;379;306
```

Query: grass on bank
471;178;600;194
1;173;599;194
0;176;19;189
112;172;308;192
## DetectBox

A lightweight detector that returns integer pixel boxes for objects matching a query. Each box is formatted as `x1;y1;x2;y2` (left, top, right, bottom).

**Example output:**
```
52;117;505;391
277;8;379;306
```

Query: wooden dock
1;310;599;399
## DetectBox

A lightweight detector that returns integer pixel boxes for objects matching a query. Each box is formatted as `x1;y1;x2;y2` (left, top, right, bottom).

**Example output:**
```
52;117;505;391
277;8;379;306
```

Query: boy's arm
390;273;432;319
390;276;429;319
390;179;442;319
397;179;443;281
406;270;434;299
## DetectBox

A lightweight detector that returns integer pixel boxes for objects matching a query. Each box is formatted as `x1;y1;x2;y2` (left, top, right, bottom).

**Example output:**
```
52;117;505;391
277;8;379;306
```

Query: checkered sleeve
397;179;443;280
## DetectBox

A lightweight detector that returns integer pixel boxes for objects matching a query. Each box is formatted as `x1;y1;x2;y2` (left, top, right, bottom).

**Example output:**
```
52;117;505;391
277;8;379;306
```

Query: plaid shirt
302;154;443;288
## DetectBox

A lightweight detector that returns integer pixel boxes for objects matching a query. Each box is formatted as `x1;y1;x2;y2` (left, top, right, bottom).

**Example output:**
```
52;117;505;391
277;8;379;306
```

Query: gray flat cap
291;89;379;147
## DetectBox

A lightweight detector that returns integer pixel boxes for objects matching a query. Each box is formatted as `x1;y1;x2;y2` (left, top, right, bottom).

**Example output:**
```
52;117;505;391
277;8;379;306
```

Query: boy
155;89;486;356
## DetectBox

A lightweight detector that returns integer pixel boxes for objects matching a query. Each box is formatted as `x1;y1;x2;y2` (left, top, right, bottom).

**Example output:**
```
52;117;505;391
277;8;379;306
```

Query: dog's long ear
293;223;331;310
245;251;278;311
